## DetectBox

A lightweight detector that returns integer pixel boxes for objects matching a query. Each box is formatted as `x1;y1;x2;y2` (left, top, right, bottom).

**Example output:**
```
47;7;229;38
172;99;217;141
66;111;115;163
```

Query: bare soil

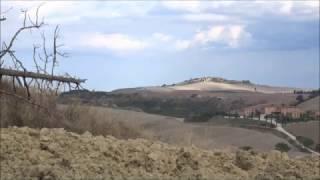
1;127;319;180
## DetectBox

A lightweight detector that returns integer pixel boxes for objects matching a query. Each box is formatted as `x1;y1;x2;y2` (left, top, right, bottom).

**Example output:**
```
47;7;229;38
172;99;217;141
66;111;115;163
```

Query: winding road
225;115;320;156
225;114;320;156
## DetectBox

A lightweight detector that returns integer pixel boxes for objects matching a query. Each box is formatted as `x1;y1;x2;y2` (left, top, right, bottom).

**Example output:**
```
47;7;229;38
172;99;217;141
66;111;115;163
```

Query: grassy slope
284;121;320;147
64;104;306;156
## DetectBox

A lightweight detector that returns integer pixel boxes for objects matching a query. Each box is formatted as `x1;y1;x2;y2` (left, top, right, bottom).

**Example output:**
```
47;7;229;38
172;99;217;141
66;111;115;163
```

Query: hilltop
112;77;305;94
1;127;319;180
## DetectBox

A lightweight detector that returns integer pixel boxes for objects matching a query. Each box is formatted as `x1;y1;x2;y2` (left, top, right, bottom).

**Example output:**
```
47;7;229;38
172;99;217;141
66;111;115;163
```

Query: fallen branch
0;68;86;84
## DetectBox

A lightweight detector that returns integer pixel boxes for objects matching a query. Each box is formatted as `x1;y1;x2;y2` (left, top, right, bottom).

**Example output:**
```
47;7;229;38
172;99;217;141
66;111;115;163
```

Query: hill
113;77;304;94
1;127;319;179
59;88;298;120
57;105;305;156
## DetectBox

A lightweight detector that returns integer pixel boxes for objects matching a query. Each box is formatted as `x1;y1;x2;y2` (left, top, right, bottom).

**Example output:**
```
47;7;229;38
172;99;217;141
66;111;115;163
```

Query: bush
296;136;314;148
296;95;304;103
275;143;291;152
239;146;253;151
315;144;320;152
184;112;214;122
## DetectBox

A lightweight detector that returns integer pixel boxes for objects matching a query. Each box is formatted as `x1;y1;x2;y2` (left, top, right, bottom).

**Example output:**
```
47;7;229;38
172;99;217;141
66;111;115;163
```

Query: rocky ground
1;127;319;180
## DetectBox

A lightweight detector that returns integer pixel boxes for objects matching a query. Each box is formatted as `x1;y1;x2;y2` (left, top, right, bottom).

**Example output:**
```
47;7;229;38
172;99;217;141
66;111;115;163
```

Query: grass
0;78;146;140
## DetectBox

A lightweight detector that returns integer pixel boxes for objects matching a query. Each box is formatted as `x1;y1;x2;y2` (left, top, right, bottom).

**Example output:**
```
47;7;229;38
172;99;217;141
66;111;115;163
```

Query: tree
296;136;314;148
240;146;253;151
296;95;304;103
315;144;320;152
0;5;85;99
275;142;291;152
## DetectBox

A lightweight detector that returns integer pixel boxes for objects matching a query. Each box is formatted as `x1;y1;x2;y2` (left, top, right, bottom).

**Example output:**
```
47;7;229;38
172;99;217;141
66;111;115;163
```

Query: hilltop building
264;105;303;119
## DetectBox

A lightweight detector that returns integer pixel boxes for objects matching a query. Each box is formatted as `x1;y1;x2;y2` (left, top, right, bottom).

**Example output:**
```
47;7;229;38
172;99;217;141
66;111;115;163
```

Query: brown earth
1;127;319;180
284;121;320;146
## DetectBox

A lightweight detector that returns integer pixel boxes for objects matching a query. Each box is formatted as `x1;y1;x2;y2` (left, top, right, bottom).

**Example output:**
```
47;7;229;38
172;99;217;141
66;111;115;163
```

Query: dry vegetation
0;80;145;140
0;80;311;156
57;104;307;156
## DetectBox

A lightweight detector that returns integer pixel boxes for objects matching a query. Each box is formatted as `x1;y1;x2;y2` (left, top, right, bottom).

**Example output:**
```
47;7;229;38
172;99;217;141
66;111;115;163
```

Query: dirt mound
1;127;319;179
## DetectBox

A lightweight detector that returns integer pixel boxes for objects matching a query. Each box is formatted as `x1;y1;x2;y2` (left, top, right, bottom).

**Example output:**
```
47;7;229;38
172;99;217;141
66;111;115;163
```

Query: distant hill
60;77;306;120
114;77;305;94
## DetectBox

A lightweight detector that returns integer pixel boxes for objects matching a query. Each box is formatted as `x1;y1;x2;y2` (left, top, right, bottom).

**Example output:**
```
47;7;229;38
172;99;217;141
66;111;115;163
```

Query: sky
1;1;319;91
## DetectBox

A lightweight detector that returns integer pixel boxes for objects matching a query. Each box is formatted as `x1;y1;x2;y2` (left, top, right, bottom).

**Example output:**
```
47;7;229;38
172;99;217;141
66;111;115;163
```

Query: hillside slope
1;127;319;179
297;96;320;112
75;105;302;155
112;77;304;94
167;81;298;94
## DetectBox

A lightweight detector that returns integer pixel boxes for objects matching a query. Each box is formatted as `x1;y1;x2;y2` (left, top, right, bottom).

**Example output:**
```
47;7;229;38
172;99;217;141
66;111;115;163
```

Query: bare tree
0;5;86;99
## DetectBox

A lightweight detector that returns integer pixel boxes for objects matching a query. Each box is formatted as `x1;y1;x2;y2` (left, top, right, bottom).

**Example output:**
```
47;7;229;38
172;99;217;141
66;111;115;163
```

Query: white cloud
162;1;319;20
280;1;293;15
83;33;148;52
5;1;157;24
174;40;191;50
152;33;173;42
161;1;202;13
174;25;251;50
182;13;230;22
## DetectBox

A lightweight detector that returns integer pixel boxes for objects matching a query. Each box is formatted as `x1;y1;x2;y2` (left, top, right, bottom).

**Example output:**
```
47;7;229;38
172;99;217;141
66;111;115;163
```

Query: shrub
296;95;304;103
184;112;213;122
190;94;198;98
296;136;314;148
275;142;291;152
239;146;253;151
315;144;320;152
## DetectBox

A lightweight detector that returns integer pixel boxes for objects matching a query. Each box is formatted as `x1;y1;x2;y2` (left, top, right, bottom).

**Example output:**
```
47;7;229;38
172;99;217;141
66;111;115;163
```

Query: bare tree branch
1;5;86;98
0;68;86;84
0;7;44;59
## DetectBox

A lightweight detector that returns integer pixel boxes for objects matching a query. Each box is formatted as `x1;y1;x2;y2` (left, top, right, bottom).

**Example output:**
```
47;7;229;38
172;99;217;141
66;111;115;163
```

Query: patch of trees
184;112;216;122
241;80;251;84
60;92;230;121
315;144;320;153
275;142;291;152
294;89;319;105
296;136;314;148
296;94;304;103
239;146;253;151
294;89;320;95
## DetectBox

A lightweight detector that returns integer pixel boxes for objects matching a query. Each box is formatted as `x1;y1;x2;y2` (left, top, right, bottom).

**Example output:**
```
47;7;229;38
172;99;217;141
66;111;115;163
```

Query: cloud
82;33;148;53
79;26;251;54
161;1;202;13
181;13;231;22
161;1;319;20
174;25;251;50
279;1;293;15
152;33;173;42
5;1;157;24
174;40;191;50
